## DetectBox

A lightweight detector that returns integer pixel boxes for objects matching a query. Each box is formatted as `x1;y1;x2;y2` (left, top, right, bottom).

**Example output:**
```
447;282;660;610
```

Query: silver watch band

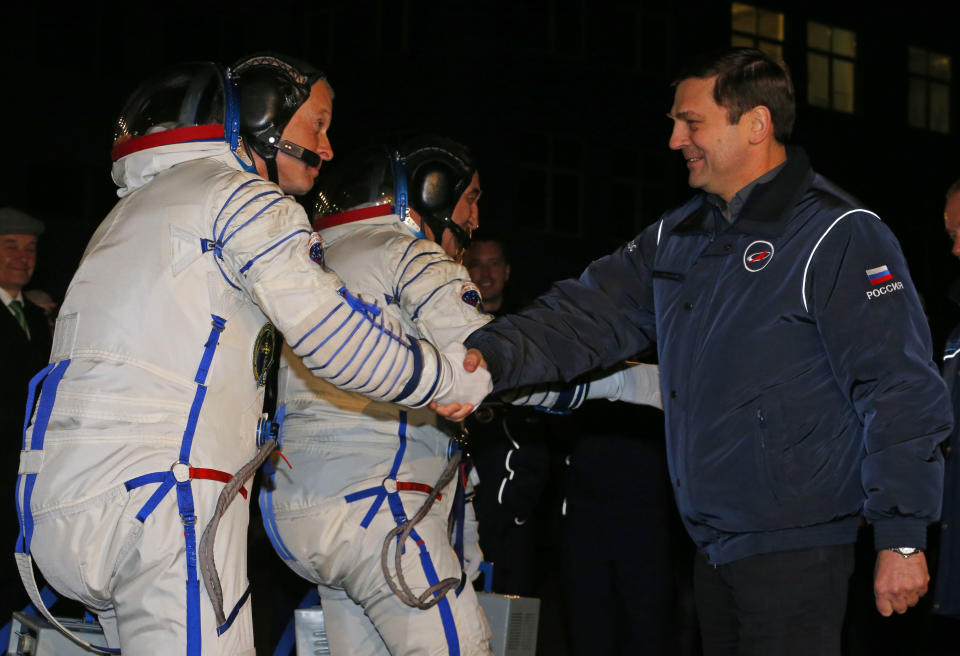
886;546;922;558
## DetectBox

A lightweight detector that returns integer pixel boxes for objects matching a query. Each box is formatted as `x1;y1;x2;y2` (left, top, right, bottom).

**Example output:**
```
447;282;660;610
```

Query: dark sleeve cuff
872;518;930;551
464;331;503;386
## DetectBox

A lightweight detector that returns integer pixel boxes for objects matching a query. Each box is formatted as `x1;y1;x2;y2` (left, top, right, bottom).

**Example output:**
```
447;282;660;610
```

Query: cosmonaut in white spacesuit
13;57;489;656
261;138;494;655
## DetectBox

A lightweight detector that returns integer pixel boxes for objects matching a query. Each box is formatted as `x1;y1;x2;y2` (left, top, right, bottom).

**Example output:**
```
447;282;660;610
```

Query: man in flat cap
0;207;51;626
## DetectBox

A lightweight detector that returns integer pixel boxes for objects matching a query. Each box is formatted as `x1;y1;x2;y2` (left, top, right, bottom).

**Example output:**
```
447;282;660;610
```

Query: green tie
9;300;29;337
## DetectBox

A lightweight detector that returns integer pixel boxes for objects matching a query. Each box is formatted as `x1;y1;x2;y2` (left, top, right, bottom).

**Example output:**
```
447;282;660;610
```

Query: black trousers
694;544;855;656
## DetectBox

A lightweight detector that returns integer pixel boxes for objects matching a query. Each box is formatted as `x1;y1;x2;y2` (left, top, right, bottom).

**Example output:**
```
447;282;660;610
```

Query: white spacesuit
14;62;488;656
263;141;493;655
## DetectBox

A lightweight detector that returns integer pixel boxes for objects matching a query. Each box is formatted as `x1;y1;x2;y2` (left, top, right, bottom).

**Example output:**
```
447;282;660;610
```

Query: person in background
933;179;960;619
0;207;51;628
463;234;551;598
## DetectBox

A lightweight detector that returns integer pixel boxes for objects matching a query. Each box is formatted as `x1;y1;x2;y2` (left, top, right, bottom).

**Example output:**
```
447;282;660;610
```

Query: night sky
3;0;960;342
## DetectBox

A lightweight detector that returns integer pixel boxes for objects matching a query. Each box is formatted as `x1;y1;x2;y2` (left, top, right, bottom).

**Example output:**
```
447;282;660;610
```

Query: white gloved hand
506;363;662;411
589;363;662;409
431;341;492;408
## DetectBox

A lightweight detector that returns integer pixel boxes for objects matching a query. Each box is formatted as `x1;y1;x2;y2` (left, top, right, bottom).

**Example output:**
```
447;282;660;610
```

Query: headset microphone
276;140;321;167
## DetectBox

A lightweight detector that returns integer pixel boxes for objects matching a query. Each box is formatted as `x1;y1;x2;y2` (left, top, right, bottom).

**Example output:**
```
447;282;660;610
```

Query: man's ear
504;263;511;282
746;105;774;145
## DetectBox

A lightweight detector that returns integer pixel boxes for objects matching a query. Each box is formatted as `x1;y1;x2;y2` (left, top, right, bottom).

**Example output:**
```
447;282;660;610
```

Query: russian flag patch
866;265;893;285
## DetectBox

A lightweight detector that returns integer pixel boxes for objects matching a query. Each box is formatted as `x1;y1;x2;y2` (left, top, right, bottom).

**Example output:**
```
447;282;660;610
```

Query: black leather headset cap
231;53;327;162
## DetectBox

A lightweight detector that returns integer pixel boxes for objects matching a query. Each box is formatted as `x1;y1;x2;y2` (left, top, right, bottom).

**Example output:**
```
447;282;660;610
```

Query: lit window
731;3;784;59
908;47;951;134
807;21;856;113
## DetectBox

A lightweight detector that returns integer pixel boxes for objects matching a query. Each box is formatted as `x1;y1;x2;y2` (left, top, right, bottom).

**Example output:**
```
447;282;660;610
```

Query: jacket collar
673;145;814;237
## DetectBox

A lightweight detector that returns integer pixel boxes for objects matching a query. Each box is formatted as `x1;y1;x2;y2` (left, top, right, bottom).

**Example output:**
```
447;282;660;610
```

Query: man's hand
432;401;475;421
874;550;929;617
428;343;491;420
430;348;490;420
462;348;487;373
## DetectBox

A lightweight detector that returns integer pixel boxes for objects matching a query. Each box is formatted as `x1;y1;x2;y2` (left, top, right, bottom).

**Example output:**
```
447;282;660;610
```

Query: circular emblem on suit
461;282;482;308
308;232;327;270
252;322;279;386
743;240;775;272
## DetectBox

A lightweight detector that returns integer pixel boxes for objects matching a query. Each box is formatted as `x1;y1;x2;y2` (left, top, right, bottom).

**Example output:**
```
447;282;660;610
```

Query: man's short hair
675;47;796;143
467;233;510;264
946;178;960;201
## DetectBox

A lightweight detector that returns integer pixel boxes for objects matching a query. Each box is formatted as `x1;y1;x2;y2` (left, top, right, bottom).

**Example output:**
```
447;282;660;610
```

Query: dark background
5;1;960;346
4;1;960;653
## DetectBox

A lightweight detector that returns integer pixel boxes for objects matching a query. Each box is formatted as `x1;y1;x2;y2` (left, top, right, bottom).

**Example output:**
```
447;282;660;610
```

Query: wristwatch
887;547;922;558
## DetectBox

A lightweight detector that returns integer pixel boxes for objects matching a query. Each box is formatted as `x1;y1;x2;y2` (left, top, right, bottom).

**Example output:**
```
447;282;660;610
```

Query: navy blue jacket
466;148;951;564
933;314;960;616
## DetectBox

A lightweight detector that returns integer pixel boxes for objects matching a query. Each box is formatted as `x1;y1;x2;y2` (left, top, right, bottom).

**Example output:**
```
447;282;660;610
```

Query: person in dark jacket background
463;234;552;597
933;179;960;618
445;48;953;656
0;207;52;627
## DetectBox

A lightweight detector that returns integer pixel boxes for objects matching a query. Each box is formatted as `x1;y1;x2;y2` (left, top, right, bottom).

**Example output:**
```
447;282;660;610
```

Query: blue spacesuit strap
260;480;296;561
344;411;410;528
12;361;119;654
16;359;70;555
180;315;226;462
177;313;226;656
21;363;55;448
408;526;461;656
26;360;68;452
389;412;409;478
124;472;177;523
375;412;460;654
177;475;202;655
216;584;251;635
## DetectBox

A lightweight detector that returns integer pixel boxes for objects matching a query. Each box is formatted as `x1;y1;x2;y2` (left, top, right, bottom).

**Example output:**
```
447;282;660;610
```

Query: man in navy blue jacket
446;48;952;655
933;179;960;619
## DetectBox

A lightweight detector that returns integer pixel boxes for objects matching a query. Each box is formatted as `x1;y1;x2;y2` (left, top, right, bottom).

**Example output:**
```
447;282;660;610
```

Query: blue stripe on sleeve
222;196;285;246
213;179;258;237
239;229;310;275
396;251;437;294
397;258;447;298
393;239;424;298
217;191;280;243
411;279;459;322
337;314;389;388
292;305;344;349
304;312;355;359
329;316;379;382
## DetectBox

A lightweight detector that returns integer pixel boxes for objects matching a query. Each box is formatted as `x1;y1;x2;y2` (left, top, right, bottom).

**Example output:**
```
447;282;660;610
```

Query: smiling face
0;234;37;295
273;80;334;195
463;240;509;312
668;76;756;203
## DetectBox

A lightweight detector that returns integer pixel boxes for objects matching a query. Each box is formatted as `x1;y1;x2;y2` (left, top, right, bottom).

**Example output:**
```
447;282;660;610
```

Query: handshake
428;343;489;421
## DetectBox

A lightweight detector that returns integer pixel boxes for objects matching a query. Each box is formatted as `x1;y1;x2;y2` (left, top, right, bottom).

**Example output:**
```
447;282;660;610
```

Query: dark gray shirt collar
707;159;788;224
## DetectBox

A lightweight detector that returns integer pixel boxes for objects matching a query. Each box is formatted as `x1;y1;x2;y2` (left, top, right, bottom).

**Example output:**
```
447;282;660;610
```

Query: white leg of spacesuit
30;479;256;655
317;586;390;656
271;454;492;656
95;607;120;646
